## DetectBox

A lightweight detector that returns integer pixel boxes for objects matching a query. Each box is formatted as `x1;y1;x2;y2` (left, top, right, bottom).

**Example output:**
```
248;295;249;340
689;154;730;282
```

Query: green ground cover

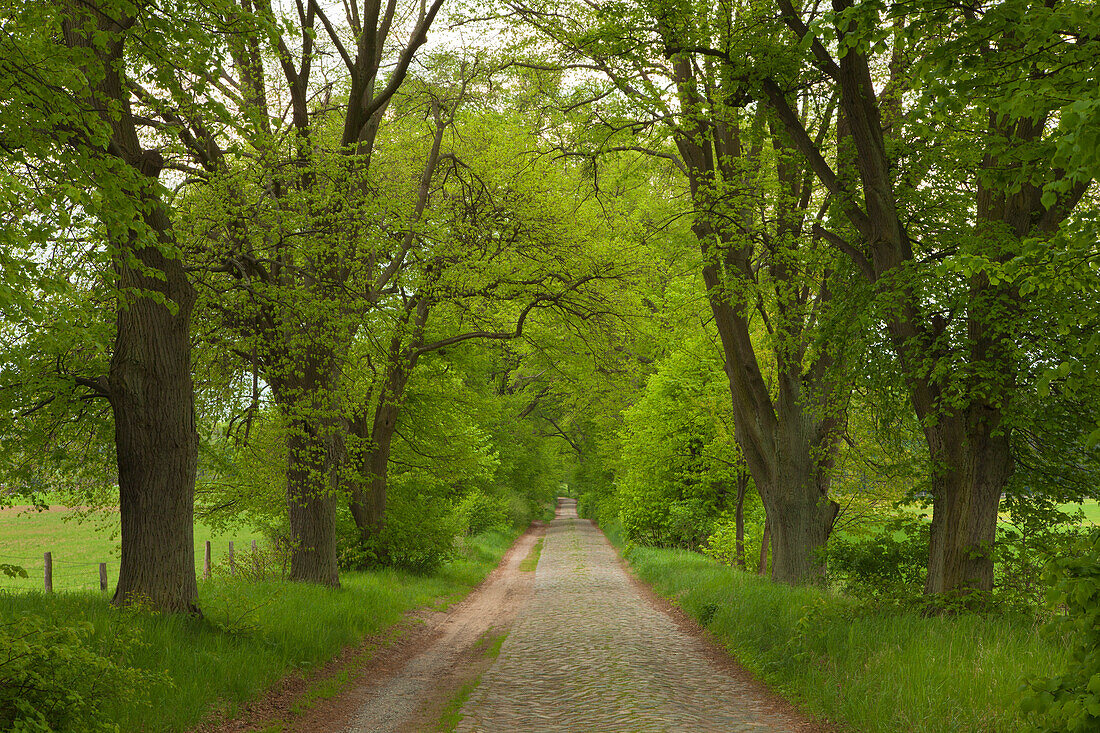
0;529;517;732
604;522;1068;733
0;506;263;592
1063;501;1100;525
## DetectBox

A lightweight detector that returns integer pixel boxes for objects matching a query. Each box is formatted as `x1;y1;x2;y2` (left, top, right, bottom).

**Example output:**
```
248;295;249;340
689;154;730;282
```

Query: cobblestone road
455;499;801;732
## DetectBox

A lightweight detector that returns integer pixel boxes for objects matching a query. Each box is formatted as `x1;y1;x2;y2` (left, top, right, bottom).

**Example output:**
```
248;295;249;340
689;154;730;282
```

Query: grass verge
435;627;508;732
604;522;1068;733
519;537;543;572
0;529;517;732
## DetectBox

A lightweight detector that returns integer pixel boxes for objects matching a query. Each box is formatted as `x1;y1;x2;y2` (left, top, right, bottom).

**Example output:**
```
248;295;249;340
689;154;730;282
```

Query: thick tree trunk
60;0;200;614
110;206;200;613
285;419;341;586
703;268;840;584
270;353;347;587
922;410;1011;600
767;493;838;583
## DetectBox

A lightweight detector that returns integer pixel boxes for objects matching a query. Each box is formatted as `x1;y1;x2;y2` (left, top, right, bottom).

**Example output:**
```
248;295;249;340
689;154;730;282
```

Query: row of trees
0;0;1097;612
0;0;637;611
511;0;1100;601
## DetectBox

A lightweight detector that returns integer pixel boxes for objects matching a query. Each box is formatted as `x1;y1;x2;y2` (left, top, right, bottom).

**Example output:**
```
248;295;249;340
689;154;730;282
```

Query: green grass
611;529;1069;733
0;529;517;732
0;505;264;591
1060;500;1100;526
435;627;507;732
519;537;543;572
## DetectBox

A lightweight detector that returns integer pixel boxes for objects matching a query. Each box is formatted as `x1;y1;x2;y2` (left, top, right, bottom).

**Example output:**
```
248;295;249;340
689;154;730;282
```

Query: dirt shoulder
193;523;543;733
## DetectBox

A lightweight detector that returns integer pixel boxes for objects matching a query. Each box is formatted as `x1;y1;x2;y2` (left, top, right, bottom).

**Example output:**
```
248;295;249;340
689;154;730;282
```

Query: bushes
455;490;510;536
1022;529;1100;732
577;488;619;528
824;517;929;604
0;613;163;732
702;503;765;568
338;490;460;574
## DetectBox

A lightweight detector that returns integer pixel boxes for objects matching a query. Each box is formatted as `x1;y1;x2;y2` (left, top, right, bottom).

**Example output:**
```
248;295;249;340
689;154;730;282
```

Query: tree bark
285;417;341;586
347;301;425;546
654;39;843;584
756;3;1088;601
922;409;1012;598
758;517;771;576
110;203;200;612
734;471;747;570
59;3;200;612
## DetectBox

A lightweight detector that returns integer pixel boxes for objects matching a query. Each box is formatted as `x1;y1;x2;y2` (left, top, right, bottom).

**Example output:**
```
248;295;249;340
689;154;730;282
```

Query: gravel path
455;498;802;732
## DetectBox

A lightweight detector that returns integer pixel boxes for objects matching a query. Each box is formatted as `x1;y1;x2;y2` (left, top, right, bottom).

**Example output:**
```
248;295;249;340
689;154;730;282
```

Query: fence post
44;551;52;593
99;563;108;591
204;541;211;580
228;541;235;576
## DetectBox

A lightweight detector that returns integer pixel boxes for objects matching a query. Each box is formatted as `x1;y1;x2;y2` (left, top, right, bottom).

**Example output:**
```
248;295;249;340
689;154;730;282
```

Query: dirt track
220;500;832;732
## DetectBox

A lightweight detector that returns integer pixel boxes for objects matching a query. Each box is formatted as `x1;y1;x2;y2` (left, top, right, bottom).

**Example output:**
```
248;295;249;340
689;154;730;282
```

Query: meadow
0;505;263;592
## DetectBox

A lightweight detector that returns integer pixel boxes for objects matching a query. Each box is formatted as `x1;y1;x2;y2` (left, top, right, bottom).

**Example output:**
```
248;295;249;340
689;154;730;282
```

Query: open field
1065;501;1100;525
0;505;263;592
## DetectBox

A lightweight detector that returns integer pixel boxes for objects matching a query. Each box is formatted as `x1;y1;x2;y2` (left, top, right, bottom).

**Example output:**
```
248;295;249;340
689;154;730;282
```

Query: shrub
665;498;714;550
825;517;928;604
703;504;765;568
356;490;460;573
0;614;165;732
1022;529;1100;732
456;490;510;536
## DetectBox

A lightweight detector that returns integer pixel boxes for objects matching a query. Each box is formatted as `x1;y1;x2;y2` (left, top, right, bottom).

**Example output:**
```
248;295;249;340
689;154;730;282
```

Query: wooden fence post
204;541;211;580
44;551;52;593
228;541;235;576
99;563;107;591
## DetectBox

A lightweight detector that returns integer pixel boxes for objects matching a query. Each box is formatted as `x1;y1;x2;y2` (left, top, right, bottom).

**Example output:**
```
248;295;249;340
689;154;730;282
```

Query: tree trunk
922;409;1011;601
59;0;200;614
285;418;340;586
347;399;400;546
703;271;841;584
110;205;200;613
347;300;427;546
757;517;771;576
734;471;747;570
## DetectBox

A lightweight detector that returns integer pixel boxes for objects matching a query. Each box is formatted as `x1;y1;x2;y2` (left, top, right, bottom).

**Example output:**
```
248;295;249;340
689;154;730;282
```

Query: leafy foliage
1022;530;1100;732
0;614;165;732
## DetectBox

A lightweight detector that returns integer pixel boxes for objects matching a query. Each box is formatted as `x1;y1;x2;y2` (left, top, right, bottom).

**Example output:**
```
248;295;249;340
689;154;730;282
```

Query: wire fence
0;540;262;594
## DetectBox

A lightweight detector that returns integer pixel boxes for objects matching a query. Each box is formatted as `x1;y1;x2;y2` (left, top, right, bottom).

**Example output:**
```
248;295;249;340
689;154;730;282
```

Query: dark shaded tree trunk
347;389;404;545
269;357;348;586
922;410;1012;597
60;4;200;613
110;203;200;612
657;42;843;585
758;518;771;576
734;470;748;569
285;419;340;586
347;300;427;546
755;5;1090;601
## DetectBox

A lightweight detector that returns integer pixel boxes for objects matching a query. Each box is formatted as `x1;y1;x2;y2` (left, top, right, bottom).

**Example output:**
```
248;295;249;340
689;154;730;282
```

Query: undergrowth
0;529;516;732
